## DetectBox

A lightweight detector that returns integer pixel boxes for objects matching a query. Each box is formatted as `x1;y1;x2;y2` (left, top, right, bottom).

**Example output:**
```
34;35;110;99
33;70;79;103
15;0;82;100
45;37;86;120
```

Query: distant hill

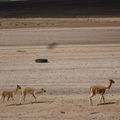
0;0;120;18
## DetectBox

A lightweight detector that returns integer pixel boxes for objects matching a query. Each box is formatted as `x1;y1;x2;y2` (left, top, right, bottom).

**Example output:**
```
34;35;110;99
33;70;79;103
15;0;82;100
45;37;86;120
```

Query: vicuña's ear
17;85;21;89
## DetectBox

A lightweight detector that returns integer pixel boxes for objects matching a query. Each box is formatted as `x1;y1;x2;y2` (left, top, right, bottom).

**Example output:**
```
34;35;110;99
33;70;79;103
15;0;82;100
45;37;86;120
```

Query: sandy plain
0;18;120;28
0;19;120;120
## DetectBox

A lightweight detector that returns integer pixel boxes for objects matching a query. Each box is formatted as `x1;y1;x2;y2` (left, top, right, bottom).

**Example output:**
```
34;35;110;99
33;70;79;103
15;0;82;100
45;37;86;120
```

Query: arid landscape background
0;24;120;120
0;0;120;120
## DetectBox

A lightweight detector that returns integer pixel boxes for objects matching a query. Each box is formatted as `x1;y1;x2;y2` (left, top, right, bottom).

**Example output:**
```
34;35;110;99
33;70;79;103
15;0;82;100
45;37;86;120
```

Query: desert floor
0;21;120;119
0;18;120;29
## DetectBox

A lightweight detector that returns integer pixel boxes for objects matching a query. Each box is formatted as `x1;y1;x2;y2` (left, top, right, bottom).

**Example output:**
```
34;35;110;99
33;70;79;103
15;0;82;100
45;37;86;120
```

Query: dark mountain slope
0;0;120;18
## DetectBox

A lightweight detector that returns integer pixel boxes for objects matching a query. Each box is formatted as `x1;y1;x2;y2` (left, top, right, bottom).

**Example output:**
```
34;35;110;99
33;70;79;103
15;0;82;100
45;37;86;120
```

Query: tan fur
19;86;46;103
0;85;21;103
89;79;115;105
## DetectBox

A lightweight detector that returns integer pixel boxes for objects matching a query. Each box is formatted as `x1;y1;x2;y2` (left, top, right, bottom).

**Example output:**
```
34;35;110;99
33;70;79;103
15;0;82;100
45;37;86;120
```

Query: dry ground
0;18;120;28
0;27;120;46
0;44;120;120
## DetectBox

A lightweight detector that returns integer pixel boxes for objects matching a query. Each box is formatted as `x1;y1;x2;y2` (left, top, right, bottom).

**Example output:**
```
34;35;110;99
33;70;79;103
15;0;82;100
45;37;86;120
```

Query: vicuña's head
17;85;21;90
109;79;115;84
41;88;46;93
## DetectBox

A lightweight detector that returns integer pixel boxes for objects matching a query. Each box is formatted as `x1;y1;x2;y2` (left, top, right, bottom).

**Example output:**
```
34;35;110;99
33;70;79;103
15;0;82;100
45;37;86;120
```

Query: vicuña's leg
12;96;14;101
3;96;5;103
7;96;10;101
23;94;26;102
20;93;25;104
102;95;105;103
99;95;103;104
99;95;105;104
32;94;37;102
90;93;94;105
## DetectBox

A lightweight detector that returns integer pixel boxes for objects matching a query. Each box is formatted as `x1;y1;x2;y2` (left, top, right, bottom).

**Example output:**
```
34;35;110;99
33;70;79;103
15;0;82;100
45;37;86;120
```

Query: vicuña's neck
107;81;113;89
14;88;18;94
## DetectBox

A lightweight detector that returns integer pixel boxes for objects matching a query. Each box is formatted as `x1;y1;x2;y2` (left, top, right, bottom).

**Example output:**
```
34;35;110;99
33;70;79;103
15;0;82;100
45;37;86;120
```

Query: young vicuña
0;85;21;103
18;85;46;103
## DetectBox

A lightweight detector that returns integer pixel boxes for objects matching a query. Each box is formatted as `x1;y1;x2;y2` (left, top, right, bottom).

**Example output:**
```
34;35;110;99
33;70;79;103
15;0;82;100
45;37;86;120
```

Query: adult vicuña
18;85;46;103
0;85;21;103
89;79;115;105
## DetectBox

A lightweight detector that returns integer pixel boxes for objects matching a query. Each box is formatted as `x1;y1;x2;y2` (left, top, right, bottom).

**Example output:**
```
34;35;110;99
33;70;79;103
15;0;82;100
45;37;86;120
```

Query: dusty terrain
0;18;120;28
0;26;120;46
0;23;120;119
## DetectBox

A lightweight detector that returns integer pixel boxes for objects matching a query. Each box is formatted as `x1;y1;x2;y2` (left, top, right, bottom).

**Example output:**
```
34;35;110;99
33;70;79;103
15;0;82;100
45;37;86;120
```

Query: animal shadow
97;102;116;106
6;100;54;106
